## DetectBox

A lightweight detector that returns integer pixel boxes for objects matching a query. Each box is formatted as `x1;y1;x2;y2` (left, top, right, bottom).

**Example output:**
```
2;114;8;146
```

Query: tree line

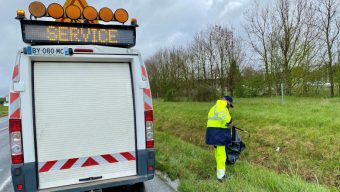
146;0;340;100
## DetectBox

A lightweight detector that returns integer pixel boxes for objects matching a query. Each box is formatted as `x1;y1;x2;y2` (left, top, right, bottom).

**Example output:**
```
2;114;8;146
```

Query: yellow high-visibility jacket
207;100;232;128
206;100;232;145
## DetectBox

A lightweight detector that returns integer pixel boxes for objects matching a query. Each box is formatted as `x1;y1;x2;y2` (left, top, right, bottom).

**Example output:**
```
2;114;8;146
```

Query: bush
192;84;219;101
164;89;177;101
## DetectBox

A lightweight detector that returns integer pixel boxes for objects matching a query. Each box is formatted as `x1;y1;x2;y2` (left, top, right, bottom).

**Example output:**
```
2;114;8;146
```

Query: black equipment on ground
226;127;246;165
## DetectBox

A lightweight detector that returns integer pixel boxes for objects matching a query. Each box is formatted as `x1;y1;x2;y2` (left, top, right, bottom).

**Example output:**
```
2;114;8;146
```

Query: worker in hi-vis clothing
206;96;234;182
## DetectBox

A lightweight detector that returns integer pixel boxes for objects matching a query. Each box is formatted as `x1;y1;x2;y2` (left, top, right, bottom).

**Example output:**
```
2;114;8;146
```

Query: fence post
281;83;284;104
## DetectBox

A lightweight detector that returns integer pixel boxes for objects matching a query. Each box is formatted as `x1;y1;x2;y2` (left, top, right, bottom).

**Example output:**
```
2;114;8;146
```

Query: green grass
156;131;330;192
0;105;8;117
153;97;340;191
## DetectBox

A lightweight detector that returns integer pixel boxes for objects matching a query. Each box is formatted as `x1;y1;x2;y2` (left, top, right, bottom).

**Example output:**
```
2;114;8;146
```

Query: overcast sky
0;0;256;97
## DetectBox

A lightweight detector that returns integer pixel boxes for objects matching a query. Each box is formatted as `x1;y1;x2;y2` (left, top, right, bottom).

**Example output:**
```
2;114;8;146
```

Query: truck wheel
130;182;146;192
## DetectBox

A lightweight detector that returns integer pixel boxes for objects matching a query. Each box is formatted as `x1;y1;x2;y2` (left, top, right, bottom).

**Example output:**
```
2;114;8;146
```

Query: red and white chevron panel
10;53;21;119
12;52;21;82
144;88;152;111
141;65;153;111
141;65;148;81
9;92;21;119
38;151;136;173
12;64;20;82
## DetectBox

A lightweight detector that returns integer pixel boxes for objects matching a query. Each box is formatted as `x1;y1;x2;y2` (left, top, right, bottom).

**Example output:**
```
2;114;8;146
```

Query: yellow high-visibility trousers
214;146;226;179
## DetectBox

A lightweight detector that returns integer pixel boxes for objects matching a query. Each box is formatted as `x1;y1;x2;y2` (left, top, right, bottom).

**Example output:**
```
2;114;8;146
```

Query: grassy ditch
0;105;8;117
153;97;340;190
156;131;330;192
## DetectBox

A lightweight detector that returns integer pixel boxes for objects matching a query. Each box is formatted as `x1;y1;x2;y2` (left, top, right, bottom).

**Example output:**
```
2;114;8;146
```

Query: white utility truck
9;2;154;192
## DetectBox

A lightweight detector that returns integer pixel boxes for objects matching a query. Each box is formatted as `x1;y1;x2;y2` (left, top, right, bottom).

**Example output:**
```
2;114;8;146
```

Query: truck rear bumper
39;175;151;192
11;149;155;192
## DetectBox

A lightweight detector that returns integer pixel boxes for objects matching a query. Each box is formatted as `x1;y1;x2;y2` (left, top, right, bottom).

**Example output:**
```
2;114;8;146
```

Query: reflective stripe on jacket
206;100;232;146
207;100;232;128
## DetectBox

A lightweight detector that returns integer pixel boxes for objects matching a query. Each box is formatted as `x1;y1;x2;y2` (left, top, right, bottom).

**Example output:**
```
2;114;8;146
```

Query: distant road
0;116;8;132
0;116;13;192
0;116;174;192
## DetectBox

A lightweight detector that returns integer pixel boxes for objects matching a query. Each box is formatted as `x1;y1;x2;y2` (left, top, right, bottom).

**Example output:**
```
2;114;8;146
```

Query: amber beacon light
47;3;64;19
16;10;25;18
114;9;129;23
83;6;98;21
131;18;138;26
99;7;114;22
29;1;46;18
66;5;82;20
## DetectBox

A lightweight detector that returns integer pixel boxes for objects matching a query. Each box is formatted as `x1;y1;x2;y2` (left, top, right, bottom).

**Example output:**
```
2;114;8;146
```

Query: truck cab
9;3;154;192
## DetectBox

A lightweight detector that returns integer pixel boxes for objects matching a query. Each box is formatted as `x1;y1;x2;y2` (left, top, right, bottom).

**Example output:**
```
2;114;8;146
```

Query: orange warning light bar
19;2;135;25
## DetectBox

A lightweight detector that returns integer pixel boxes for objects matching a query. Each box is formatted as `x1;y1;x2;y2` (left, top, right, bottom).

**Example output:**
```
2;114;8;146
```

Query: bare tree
226;30;244;97
211;25;230;96
192;33;207;82
246;0;318;95
275;0;301;94
208;25;244;97
245;1;274;96
317;0;340;97
146;0;339;99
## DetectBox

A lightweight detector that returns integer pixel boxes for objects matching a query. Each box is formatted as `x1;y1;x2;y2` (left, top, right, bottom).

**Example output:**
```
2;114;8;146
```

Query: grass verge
154;97;340;190
0;105;8;117
156;130;331;192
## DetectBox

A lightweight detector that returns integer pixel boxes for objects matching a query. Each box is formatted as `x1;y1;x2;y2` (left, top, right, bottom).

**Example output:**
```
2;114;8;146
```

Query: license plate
26;46;70;56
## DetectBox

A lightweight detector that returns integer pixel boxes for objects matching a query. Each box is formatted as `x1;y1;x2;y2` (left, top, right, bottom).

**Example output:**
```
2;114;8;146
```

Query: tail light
17;184;24;191
9;119;24;164
145;110;154;148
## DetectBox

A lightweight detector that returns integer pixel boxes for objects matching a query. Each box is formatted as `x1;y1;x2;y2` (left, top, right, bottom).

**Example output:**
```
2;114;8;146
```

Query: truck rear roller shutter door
33;62;136;189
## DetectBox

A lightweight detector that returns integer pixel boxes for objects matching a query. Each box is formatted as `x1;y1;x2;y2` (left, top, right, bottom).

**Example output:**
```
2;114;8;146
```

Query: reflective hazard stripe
141;65;153;111
9;92;21;119
10;53;21;119
60;158;79;170
141;65;148;81
70;157;88;169
144;88;153;111
12;52;21;82
38;151;136;173
208;106;227;121
12;65;20;82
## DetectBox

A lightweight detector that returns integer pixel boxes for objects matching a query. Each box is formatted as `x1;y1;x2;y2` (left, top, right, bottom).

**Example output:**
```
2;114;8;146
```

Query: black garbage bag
226;127;246;165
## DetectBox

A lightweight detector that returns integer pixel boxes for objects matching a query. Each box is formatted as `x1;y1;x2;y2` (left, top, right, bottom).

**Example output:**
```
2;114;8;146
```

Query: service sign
20;20;136;48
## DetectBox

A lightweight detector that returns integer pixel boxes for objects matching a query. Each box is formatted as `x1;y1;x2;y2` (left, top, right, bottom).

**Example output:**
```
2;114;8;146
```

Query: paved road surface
145;175;175;192
0;116;13;192
0;116;174;192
